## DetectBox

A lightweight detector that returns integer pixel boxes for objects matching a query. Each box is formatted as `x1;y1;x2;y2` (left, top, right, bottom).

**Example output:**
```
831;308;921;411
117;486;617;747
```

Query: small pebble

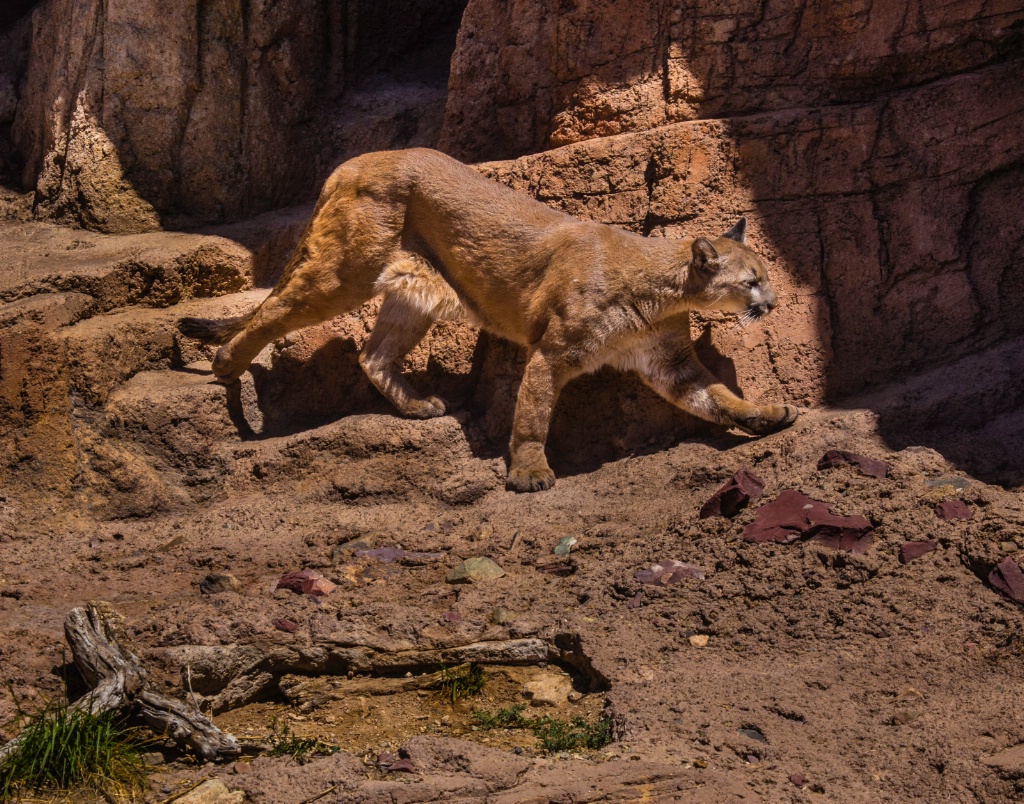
473;522;494;541
1001;541;1019;553
553;536;578;556
199;572;241;595
689;634;709;647
447;557;506;583
925;476;969;491
738;727;767;743
893;708;922;725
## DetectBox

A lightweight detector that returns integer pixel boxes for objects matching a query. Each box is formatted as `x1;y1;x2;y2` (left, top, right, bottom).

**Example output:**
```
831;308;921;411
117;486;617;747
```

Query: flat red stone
635;560;706;586
275;569;336;597
817;450;890;478
989;557;1024;605
699;468;765;518
935;499;972;520
743;490;874;552
899;540;937;564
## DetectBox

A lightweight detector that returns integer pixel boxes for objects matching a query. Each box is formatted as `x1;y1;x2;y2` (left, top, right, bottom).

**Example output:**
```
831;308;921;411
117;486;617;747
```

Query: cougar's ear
722;217;747;243
691;237;719;273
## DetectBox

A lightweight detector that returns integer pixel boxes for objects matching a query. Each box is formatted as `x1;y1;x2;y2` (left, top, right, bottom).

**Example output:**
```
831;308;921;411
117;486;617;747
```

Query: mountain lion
179;148;798;492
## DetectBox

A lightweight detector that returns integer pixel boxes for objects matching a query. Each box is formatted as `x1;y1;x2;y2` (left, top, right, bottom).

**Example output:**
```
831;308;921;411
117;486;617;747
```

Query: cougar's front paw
506;462;556;493
738;404;800;436
404;395;448;419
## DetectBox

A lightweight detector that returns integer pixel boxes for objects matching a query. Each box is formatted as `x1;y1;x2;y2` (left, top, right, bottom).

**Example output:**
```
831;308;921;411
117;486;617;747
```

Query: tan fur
180;148;798;492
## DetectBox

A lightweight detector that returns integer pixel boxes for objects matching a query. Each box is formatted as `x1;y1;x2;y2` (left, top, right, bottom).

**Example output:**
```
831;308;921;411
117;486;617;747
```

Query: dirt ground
2;1;1023;799
2;372;1024;801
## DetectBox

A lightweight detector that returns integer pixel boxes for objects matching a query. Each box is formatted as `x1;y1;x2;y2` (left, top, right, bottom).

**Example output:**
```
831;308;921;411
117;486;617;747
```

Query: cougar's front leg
507;349;565;493
640;337;798;436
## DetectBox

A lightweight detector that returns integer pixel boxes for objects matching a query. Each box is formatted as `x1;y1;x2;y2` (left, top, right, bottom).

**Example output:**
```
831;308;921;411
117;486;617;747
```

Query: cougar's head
687;218;778;323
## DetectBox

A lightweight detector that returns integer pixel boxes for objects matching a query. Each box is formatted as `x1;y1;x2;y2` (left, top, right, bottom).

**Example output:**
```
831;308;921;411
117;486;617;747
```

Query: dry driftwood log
1;602;241;763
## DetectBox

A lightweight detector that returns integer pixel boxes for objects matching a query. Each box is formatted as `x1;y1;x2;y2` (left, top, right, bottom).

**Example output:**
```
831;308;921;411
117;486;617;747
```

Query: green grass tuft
0;694;147;801
533;714;613;752
265;717;339;765
471;703;530;730
472;704;613;753
433;663;487;705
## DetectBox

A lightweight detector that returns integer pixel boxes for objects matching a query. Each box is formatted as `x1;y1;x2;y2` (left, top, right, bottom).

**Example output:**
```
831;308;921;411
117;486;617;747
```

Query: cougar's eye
744;278;759;289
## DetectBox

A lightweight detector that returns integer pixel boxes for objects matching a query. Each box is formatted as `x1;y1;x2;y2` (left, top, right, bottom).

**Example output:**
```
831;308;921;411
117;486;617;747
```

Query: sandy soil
2;387;1024;801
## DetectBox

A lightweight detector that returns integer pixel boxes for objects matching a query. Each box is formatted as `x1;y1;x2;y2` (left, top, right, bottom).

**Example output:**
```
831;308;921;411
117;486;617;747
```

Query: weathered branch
136;689;241;760
0;602;240;764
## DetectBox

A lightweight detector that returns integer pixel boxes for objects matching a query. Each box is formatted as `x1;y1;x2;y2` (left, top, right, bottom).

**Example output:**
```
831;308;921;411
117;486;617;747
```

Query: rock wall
440;0;1024;403
7;0;465;232
2;0;1023;502
441;0;1024;162
0;9;32;186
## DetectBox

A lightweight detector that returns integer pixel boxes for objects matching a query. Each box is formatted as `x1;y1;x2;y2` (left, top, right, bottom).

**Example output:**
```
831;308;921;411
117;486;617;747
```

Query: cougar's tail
177;311;255;345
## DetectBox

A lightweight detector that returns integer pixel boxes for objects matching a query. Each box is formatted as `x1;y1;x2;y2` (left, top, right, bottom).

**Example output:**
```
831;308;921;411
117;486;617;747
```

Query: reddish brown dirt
2;388;1024;800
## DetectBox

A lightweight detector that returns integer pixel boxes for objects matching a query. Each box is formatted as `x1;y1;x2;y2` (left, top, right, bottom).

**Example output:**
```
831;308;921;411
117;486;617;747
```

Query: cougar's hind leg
212;265;377;383
359;293;447;419
358;254;464;418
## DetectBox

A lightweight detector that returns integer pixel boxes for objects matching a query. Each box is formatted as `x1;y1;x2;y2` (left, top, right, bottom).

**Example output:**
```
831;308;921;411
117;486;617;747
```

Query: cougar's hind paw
404;396;448;419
